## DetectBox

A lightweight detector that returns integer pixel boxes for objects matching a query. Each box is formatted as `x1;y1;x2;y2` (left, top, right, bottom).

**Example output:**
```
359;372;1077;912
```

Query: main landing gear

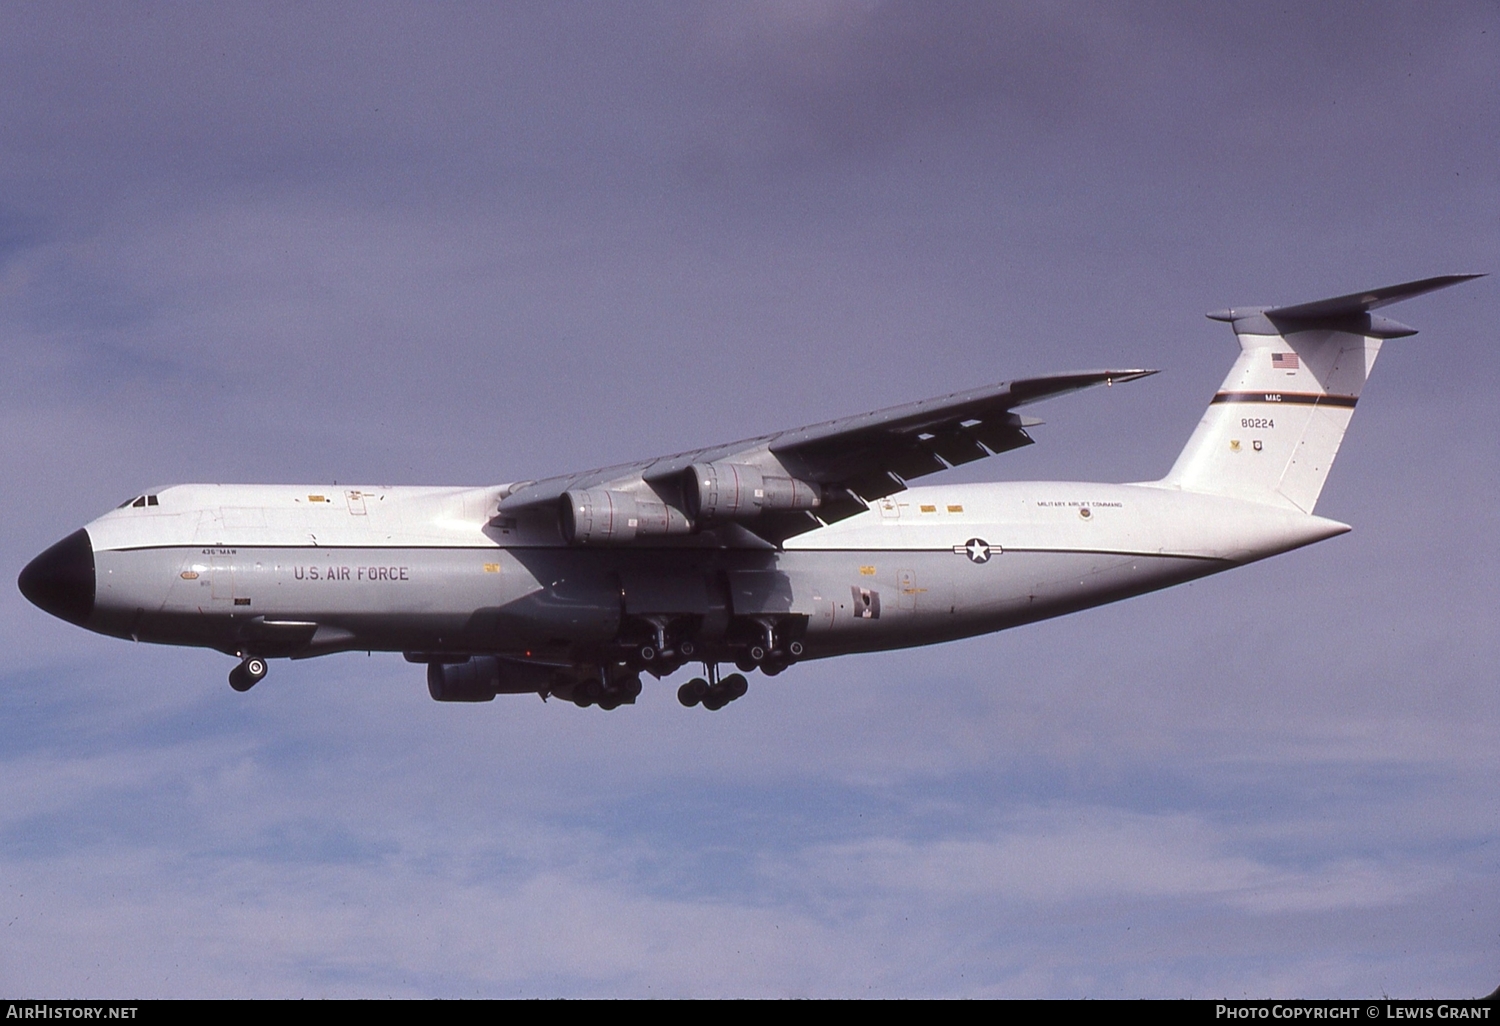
570;667;643;710
677;664;749;711
228;656;268;692
732;617;805;677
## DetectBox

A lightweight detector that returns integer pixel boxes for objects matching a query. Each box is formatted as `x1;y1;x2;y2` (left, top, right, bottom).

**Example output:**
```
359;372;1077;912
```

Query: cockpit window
118;495;160;509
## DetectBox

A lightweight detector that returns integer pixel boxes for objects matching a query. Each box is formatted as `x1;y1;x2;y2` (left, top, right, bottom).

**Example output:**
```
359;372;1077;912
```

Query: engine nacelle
559;489;693;545
683;462;821;521
427;656;554;702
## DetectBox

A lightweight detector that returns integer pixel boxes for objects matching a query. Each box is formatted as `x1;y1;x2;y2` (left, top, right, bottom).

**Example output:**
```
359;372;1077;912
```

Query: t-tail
1158;274;1482;513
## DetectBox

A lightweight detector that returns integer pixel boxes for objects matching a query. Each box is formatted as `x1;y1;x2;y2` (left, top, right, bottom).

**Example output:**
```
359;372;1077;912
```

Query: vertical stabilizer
1160;275;1481;513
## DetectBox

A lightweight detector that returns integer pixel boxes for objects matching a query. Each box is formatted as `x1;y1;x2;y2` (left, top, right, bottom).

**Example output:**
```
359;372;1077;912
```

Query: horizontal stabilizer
1207;274;1483;338
1260;274;1484;319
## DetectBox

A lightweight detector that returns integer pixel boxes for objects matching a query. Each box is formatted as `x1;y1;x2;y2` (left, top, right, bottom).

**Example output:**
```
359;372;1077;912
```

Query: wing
500;369;1155;545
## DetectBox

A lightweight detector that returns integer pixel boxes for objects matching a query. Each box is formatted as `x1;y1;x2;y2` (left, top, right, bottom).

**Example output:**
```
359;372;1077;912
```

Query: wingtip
1092;369;1158;388
1417;272;1487;290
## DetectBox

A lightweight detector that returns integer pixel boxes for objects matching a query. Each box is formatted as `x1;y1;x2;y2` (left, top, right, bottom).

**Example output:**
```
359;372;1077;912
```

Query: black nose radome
18;528;95;626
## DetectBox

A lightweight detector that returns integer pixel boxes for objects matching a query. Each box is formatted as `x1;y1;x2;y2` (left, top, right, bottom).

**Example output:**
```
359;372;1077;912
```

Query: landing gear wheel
228;657;267;693
597;671;640;710
696;673;747;711
619;674;643;702
721;673;749;700
573;678;602;708
678;678;709;707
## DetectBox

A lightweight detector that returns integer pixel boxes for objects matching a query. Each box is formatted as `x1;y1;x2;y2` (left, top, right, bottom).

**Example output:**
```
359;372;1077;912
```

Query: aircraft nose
18;528;95;625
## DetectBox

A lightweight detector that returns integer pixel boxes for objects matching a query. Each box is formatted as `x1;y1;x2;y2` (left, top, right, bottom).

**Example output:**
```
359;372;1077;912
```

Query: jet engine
559;489;692;545
682;462;822;521
427;655;555;702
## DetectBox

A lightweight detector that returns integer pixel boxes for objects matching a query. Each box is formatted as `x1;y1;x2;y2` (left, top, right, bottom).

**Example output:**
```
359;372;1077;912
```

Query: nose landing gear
228;656;268;692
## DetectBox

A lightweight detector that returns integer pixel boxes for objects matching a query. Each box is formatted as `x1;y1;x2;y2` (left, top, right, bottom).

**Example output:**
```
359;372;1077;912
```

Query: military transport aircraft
18;275;1480;710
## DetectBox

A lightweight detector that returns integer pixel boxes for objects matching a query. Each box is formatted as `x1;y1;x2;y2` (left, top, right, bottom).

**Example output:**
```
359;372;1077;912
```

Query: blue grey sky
1;1;1496;997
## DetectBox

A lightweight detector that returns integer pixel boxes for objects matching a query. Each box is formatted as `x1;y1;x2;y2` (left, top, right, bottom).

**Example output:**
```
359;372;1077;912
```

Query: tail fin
1160;274;1481;513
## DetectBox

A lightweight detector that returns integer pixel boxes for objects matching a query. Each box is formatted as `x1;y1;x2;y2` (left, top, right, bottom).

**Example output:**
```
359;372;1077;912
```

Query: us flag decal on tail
1272;352;1299;369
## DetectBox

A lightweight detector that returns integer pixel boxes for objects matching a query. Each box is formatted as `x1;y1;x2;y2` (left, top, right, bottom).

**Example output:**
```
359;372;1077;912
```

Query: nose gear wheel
228;656;268;692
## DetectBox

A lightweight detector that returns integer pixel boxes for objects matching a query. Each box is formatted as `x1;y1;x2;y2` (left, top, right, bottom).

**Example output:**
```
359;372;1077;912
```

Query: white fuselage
76;479;1347;662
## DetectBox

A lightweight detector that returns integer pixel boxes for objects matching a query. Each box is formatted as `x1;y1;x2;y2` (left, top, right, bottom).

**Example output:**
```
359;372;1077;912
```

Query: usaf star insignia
953;538;994;564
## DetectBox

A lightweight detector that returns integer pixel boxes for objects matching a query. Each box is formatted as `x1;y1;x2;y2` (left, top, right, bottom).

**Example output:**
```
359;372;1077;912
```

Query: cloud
790;810;1444;912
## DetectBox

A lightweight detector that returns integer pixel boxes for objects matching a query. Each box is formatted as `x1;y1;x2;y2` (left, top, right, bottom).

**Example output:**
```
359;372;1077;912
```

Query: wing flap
968;419;1033;455
927;428;999;466
884;445;950;482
